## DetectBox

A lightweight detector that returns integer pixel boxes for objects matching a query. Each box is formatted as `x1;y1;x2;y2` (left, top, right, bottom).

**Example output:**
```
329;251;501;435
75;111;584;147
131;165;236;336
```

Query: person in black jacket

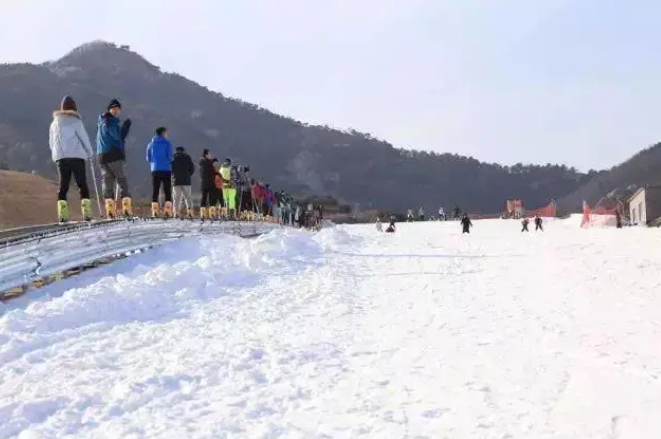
171;146;195;217
461;213;473;234
534;215;544;231
199;149;217;218
522;217;530;232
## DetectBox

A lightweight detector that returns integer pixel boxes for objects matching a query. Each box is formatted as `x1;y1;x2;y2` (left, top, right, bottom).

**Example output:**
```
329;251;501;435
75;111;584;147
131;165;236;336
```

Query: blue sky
1;0;659;170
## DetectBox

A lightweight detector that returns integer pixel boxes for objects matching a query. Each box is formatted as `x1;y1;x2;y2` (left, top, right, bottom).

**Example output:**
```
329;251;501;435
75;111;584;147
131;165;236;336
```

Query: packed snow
2;218;661;438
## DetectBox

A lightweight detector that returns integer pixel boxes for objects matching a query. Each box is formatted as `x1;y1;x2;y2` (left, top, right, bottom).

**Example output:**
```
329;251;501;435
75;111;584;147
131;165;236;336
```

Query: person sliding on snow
534;215;543;231
521;217;530;232
146;127;173;217
386;216;397;233
49;96;94;223
96;99;132;218
461;213;472;234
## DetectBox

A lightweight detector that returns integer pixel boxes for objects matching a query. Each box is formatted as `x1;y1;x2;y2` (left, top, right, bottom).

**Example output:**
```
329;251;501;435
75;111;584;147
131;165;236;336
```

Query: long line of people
48;95;310;225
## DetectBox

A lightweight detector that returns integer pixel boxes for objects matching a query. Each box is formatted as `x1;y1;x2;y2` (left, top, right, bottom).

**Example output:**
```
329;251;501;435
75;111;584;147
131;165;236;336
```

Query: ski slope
1;218;661;438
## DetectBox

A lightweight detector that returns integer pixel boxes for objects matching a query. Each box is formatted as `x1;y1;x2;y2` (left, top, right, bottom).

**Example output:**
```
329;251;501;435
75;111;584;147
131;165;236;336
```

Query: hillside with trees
0;41;593;214
556;143;661;212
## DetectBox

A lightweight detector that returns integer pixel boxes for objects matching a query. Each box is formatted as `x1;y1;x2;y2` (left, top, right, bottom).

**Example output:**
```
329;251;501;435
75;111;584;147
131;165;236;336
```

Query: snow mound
2;222;661;438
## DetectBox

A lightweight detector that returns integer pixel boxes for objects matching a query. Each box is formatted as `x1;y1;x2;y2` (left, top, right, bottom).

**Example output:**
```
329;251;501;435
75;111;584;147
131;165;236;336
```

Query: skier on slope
96;99;132;218
461;213;472;234
534;215;544;231
49;96;94;223
386;215;397;233
521;217;530;232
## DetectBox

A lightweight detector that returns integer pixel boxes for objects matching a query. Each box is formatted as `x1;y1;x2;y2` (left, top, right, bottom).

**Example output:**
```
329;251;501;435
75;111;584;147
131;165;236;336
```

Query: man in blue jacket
146;126;174;217
96;99;132;217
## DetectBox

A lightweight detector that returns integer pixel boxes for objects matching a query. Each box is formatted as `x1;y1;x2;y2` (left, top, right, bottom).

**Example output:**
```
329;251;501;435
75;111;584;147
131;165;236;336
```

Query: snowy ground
2;218;661;438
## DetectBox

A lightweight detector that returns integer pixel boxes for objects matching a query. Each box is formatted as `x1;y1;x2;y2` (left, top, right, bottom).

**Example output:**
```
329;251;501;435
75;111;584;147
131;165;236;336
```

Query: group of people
377;212;549;235
48;95;299;223
521;215;544;232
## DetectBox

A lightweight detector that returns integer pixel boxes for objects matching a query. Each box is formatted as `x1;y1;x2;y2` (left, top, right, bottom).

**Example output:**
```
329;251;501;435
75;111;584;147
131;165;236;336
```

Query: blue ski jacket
146;135;173;172
96;113;125;163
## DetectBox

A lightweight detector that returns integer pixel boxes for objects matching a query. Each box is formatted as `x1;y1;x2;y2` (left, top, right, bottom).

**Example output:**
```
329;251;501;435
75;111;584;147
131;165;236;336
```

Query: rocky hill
0;41;591;213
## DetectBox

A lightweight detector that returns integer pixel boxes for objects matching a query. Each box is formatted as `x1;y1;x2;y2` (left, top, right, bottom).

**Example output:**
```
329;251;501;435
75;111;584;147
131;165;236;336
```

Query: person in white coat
49;96;94;222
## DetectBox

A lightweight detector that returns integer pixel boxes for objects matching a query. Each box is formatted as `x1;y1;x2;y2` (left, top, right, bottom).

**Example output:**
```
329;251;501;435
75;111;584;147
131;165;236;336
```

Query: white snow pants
173;185;192;214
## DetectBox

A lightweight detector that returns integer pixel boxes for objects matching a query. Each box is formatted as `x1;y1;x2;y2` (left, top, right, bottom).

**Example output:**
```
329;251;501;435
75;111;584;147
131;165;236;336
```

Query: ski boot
122;197;133;217
104;199;116;219
151;202;160;218
57;200;69;223
81;199;92;221
163;201;173;218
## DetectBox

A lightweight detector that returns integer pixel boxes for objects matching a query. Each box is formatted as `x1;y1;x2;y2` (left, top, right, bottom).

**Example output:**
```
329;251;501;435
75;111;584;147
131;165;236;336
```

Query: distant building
628;185;661;226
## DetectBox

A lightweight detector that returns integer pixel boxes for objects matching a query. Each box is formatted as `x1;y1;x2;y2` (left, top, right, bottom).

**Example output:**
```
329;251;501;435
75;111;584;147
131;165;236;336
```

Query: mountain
556;143;661;212
0;41;591;213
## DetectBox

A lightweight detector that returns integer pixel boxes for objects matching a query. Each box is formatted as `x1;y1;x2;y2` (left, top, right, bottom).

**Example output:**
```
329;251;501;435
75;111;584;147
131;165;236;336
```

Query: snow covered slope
2;220;661;438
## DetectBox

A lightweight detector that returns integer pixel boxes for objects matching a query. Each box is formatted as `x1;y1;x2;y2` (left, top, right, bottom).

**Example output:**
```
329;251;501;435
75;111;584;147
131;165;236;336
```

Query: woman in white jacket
49;96;94;222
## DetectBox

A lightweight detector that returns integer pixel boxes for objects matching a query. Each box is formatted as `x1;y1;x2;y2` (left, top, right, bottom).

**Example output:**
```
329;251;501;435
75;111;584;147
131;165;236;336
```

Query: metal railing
0;219;280;298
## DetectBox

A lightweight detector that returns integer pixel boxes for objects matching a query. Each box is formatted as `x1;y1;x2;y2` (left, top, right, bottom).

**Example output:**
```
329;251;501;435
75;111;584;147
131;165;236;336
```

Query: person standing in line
146;127;173;217
96;99;132;217
49;96;94;222
171;146;195;218
251;180;264;216
461;213;473;234
199;149;217;219
220;158;238;219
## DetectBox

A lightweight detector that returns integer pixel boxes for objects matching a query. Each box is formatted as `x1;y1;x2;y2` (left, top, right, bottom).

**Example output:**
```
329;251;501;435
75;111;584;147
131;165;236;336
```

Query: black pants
522;224;529;232
240;190;252;212
152;171;172;202
57;158;90;201
535;223;543;231
200;188;218;207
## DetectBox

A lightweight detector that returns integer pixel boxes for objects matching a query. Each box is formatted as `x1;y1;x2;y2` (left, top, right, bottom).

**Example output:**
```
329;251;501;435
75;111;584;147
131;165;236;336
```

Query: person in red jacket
251;179;264;215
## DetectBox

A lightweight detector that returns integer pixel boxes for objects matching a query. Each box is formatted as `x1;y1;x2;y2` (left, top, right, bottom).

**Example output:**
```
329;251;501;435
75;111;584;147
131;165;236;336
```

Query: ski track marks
1;219;661;438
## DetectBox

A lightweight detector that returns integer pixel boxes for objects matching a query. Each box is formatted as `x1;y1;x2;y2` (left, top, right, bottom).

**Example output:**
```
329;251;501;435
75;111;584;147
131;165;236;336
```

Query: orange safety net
581;200;624;228
526;200;556;218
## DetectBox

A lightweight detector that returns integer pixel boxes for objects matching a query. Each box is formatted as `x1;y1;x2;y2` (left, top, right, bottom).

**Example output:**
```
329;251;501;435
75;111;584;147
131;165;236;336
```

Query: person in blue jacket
96;99;132;217
146;127;174;216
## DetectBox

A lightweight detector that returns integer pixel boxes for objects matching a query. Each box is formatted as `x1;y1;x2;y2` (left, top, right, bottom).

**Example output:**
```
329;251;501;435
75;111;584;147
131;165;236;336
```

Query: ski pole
89;159;103;215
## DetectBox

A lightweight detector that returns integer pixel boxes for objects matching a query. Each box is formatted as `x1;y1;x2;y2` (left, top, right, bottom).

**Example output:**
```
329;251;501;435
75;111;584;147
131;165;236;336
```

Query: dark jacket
96;113;131;164
172;151;195;186
199;157;216;189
